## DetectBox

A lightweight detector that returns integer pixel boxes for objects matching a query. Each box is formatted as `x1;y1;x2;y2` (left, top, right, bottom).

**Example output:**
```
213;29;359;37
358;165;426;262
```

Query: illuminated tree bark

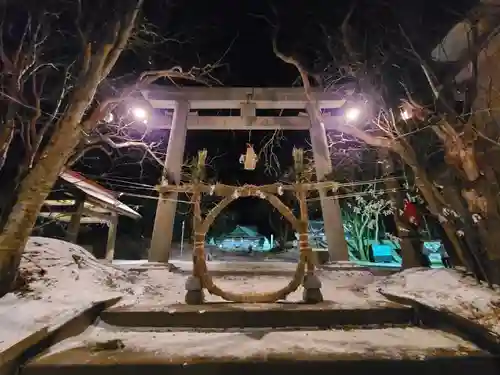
0;0;144;296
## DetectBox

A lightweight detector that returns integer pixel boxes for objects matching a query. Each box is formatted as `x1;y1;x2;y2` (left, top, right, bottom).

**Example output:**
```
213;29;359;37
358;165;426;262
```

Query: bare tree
0;7;64;218
0;0;146;294
0;0;218;295
269;3;491;277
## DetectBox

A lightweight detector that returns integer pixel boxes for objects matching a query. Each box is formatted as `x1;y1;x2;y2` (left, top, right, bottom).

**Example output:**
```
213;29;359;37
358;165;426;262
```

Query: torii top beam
139;85;356;130
142;85;355;110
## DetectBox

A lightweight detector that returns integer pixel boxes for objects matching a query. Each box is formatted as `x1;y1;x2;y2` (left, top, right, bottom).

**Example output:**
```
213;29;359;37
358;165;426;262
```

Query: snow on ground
0;237;129;355
113;264;386;308
3;237;500;359
0;238;379;356
370;268;500;335
38;324;480;362
111;258;380;307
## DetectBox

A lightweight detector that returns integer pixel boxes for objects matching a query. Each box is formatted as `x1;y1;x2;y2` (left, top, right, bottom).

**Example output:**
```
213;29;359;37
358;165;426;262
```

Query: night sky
138;0;476;179
73;0;477;250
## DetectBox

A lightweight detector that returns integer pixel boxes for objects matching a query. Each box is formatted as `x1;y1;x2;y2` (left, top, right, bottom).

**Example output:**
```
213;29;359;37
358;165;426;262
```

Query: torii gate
140;86;353;262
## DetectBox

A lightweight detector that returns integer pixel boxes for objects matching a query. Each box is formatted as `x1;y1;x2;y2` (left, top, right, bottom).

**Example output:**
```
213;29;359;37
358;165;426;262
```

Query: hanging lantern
239;143;258;170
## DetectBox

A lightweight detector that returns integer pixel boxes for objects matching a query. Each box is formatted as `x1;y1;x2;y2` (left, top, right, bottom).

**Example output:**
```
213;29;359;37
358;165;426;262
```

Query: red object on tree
403;200;420;227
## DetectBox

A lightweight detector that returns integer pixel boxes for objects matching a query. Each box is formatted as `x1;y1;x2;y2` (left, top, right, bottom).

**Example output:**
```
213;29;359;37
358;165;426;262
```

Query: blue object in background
423;241;445;266
372;244;393;263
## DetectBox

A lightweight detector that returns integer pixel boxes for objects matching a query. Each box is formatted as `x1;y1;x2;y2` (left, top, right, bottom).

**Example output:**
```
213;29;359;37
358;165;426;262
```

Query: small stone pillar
185;274;204;305
298;231;323;304
302;271;323;303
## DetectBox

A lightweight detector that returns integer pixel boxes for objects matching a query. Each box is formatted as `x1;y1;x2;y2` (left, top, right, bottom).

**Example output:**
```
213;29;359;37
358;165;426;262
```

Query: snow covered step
154;260;371;276
24;326;496;375
100;302;414;329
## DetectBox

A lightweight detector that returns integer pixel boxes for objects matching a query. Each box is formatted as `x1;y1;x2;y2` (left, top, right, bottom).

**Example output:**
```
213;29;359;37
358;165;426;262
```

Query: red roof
62;170;116;198
59;169;141;220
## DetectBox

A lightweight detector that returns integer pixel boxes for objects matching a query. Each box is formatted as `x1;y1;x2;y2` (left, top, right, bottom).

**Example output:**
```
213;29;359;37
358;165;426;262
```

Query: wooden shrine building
38;169;141;260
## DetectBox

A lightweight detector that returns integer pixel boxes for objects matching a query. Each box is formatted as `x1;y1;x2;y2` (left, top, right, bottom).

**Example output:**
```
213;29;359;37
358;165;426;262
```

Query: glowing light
344;107;361;122
401;109;412;120
103;112;114;123
131;107;148;120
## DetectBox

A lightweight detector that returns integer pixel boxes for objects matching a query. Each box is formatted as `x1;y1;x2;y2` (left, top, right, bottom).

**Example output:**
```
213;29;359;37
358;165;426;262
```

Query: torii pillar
307;104;349;261
149;101;190;262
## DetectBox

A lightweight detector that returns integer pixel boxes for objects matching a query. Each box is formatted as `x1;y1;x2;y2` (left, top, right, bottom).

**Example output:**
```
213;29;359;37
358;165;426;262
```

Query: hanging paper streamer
239;143;258;170
403;199;419;227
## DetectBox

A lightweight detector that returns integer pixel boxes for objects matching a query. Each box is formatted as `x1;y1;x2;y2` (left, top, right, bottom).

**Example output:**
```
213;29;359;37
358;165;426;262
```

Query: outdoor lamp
344;106;361;122
103;112;114;123
131;107;148;122
343;95;372;125
401;109;412;120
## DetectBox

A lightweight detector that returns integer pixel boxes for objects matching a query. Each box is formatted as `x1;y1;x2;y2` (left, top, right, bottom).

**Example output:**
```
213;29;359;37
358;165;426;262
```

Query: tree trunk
0;121;82;295
441;131;500;280
393;141;470;267
380;149;422;268
0;0;142;296
440;183;489;279
470;32;500;281
0;155;37;231
0;72;105;295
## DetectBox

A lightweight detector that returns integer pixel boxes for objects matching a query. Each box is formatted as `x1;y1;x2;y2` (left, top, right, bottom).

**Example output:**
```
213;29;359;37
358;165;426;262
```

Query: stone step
100;302;415;329
23;326;498;375
23;356;499;375
113;260;374;277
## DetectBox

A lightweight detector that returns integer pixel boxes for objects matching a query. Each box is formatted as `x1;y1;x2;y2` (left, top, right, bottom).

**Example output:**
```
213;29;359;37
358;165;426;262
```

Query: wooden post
297;189;314;269
185;187;205;304
105;213;118;261
66;196;85;243
307;104;349;261
150;100;190;262
292;148;314;270
294;170;323;303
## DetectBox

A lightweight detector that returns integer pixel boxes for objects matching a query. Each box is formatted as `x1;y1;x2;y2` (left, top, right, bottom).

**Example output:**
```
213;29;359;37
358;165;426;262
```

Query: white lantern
239;143;258;170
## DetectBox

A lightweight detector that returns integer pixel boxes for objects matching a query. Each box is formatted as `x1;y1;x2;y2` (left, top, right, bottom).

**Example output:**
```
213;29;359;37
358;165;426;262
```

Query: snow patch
15;237;128;300
114;267;386;308
40;325;480;361
3;237;500;361
371;268;500;335
0;237;130;355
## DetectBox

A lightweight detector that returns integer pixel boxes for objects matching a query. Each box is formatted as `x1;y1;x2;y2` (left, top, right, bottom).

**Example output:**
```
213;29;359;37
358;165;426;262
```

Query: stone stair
21;299;500;375
100;301;414;328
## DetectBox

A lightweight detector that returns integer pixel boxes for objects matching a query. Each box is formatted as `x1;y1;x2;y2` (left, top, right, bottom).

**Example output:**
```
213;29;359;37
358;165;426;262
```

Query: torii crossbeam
146;86;350;262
